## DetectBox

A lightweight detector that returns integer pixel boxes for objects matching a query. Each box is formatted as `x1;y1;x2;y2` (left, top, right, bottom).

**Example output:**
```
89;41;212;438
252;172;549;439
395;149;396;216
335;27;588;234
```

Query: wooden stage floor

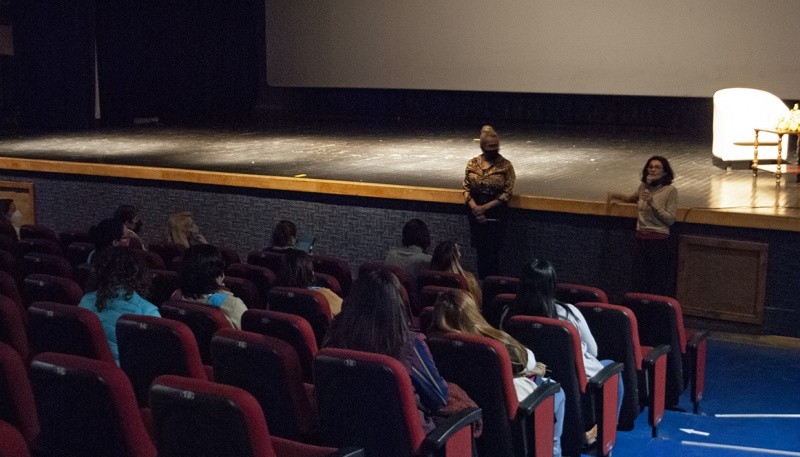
1;123;799;232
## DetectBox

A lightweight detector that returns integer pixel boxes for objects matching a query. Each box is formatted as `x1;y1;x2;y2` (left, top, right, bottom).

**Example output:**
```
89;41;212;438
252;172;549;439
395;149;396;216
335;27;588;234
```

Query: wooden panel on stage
676;235;767;325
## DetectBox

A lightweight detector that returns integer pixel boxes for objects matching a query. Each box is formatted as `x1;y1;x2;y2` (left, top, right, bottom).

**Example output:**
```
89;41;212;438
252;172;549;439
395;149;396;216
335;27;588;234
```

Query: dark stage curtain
14;0;96;129
95;0;264;125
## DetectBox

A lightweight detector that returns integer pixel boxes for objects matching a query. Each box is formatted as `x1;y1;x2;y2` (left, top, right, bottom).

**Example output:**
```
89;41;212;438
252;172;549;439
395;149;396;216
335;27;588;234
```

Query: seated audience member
324;269;482;436
280;249;343;315
429;240;483;310
267;220;298;251
113;204;145;250
0;198;21;239
384;218;432;281
172;244;247;329
505;259;623;421
432;288;566;457
167;211;208;248
87;218;127;263
79;246;160;364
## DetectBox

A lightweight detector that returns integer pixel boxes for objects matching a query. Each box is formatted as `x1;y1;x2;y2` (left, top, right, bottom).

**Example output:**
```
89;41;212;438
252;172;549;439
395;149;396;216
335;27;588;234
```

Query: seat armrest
687;330;709;350
642;344;671;368
588;362;624;388
518;381;560;416
421;407;482;452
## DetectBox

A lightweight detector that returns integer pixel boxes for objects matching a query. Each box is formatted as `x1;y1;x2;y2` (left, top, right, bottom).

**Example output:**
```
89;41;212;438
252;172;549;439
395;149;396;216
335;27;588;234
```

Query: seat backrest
248;250;290;279
116;314;208;407
556;283;609;305
0;295;29;362
58;230;91;252
159;299;231;364
147;241;186;271
147;269;180;307
267;287;331;347
22;274;83;306
0;342;39;447
217;245;241;266
27;301;116;364
0;249;13;275
241;309;318;383
131;249;166;271
505;315;588;457
0;420;32;457
417;271;469;297
17;252;74;280
426;333;520;457
226;263;277;306
574;302;642;431
314;348;425;456
622;293;686;406
225;276;263;310
211;328;315;441
482;276;519;324
16;238;63;258
311;254;352;297
0;272;22;318
30;352;156;457
313;272;342;297
65;242;95;270
19;225;59;243
149;375;277;457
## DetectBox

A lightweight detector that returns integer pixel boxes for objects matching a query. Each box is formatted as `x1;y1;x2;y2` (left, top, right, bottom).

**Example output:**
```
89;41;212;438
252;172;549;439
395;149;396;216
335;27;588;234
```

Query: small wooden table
752;128;800;181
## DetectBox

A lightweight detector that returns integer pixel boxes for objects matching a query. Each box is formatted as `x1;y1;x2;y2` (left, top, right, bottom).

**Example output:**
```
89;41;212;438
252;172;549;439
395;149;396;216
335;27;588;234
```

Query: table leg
776;133;783;181
752;129;759;176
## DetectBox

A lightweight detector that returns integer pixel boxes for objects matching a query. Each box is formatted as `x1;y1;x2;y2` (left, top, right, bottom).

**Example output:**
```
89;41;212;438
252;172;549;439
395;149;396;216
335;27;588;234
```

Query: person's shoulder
78;291;97;308
130;291;158;310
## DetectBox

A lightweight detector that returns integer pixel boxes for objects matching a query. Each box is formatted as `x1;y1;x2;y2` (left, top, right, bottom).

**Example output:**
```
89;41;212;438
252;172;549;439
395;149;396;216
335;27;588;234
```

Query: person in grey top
385;218;432;282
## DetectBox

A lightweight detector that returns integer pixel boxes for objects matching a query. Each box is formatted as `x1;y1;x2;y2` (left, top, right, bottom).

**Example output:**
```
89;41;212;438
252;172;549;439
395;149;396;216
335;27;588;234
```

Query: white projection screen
265;0;800;99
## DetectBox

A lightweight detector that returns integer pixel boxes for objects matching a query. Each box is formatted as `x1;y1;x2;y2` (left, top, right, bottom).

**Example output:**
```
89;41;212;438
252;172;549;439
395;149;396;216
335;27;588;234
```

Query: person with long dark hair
505;259;623;425
280;249;343;315
607;155;678;295
79;246;160;364
172;244;247;329
324;269;481;435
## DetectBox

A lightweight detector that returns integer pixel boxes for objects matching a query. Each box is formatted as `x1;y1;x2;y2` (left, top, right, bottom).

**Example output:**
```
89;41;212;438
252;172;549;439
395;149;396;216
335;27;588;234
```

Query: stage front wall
2;171;798;337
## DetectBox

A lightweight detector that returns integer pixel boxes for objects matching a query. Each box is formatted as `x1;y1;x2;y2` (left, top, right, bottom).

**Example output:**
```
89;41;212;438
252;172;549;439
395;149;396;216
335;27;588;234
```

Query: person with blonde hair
432;288;565;457
429;240;482;310
463;124;515;278
167;211;208;248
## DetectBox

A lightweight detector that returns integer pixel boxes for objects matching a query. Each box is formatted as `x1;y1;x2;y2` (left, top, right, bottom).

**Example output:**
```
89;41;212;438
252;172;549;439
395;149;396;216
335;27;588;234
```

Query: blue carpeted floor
605;338;800;457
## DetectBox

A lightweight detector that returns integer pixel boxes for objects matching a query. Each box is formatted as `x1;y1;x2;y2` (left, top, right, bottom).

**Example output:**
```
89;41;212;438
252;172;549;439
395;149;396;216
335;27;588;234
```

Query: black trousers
468;206;507;279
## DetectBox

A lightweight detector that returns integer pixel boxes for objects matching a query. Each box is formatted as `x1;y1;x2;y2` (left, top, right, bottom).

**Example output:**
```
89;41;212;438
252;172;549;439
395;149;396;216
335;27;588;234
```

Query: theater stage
1;123;799;232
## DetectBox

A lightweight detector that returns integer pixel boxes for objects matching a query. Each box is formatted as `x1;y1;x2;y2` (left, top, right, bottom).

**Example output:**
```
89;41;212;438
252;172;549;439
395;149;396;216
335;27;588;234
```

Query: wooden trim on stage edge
2;156;800;233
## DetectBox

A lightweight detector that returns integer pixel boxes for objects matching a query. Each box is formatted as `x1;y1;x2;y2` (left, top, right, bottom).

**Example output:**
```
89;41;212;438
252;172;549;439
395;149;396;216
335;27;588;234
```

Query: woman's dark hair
179;244;226;299
511;259;574;322
270;220;297;248
113;204;139;223
0;199;13;216
88;246;150;312
640;155;675;186
323;269;410;360
89;218;125;253
401;218;431;251
281;249;315;288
